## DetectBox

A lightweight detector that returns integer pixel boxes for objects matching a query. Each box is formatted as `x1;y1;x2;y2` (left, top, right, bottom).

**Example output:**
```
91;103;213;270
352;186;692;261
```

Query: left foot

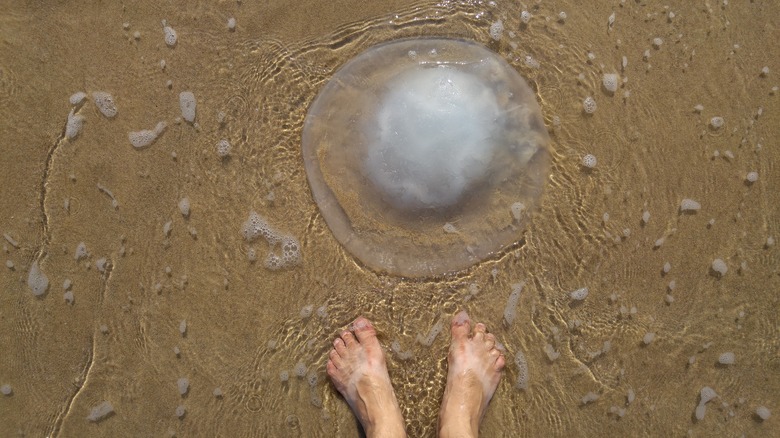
327;317;406;438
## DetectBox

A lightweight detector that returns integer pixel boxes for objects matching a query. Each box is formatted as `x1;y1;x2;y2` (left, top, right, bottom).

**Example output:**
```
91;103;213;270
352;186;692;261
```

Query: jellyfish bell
302;38;550;277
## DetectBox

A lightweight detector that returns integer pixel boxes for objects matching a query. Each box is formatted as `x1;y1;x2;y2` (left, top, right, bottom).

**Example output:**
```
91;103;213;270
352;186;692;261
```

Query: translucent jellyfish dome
302;38;550;277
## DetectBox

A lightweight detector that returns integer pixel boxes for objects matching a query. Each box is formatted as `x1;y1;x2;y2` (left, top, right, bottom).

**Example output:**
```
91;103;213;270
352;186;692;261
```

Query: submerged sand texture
0;1;778;436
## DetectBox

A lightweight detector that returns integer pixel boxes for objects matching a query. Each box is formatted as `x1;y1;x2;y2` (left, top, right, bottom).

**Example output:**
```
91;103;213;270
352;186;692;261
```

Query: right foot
438;311;505;438
326;317;406;438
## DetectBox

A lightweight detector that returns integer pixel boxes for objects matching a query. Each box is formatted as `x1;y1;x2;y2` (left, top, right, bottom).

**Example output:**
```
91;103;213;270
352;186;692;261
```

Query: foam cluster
178;198;190;217
69;92;87;105
514;350;529;390
489;20;503;41
503;282;524;326
65;109;84;140
128;122;166;149
217;139;231;158
92;92;117;118
602;74;619;93
163;22;177;47
583;96;597;114
75;242;88;260
241;211;301;270
27;261;49;296
582;154;597;168
680;198;701;212
177;377;189;396
179;91;196;123
86;401;114;422
711;258;728;276
569;287;589;301
695;386;717;420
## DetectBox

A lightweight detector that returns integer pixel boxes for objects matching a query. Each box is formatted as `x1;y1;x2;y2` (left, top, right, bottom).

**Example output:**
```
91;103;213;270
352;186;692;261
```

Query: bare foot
327;317;406;438
438;311;505;438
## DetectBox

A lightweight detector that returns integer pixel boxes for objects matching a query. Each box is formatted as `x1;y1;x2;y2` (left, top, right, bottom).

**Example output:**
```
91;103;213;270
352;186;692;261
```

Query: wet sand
0;0;778;436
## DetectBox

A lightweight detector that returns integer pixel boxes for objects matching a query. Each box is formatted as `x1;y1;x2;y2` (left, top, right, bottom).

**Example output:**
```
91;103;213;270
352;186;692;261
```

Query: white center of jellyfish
365;65;502;210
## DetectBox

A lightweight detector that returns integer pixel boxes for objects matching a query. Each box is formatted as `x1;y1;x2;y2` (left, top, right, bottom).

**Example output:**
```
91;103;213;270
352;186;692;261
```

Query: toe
494;352;506;371
334;337;347;355
473;322;487;341
485;333;496;350
340;330;357;348
326;359;337;377
329;348;342;368
450;310;471;341
351;316;378;345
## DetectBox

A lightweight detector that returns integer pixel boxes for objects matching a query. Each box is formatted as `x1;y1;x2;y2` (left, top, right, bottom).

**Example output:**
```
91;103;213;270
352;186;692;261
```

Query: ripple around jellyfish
302;38;550;277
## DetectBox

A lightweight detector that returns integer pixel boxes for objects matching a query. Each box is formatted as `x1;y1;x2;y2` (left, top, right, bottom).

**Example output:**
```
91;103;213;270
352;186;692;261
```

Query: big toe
351;316;378;345
450;310;471;341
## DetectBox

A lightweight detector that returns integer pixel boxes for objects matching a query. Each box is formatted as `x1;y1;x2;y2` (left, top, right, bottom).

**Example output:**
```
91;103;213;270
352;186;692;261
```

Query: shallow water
0;1;778;437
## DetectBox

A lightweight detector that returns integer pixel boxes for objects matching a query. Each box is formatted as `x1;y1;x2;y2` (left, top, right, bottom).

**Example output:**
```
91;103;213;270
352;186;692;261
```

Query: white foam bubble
177;377;189;395
0;384;11;396
581;391;599;404
680;199;701;212
583;96;597;114
86;401;114;422
179;320;187;336
711;259;728;276
489;20;503;41
503;282;524;325
569;287;589;301
756;406;771;420
65;109;84;140
163;24;177;47
710;116;724;129
643;332;655;345
178;198;190;217
179;91;196;123
128;122;166;148
27;261;49;296
92;92;117;118
69;92;87;106
515;351;529;390
718;352;735;365
217;139;231;158
582;154;597;168
602;74;619;93
700;386;717;404
95;257;108;273
543;343;560;361
695;403;707;420
175;405;186;418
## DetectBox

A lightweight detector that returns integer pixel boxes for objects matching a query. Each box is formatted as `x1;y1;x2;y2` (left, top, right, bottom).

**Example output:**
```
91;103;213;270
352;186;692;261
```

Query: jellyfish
302;38;550;277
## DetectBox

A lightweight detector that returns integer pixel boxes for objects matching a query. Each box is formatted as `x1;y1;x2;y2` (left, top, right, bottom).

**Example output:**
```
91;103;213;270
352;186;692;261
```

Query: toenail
352;318;368;330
